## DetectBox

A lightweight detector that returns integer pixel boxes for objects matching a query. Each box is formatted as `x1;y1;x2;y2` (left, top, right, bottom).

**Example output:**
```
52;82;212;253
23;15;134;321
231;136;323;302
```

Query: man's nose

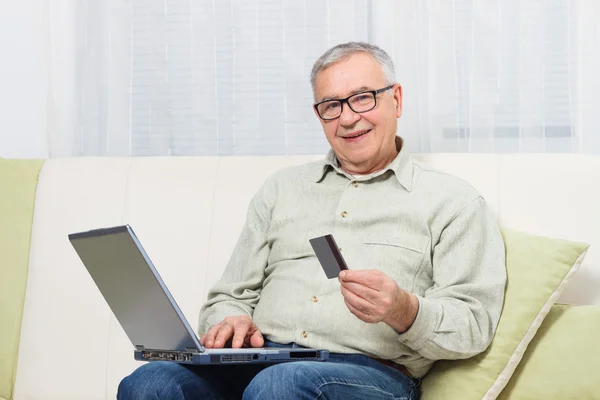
339;103;360;126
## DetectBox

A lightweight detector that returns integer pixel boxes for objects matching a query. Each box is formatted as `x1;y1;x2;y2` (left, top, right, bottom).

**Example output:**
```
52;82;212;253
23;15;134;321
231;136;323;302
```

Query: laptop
68;224;329;365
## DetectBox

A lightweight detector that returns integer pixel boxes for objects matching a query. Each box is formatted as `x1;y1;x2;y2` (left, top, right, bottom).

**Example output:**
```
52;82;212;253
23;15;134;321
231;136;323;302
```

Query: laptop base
135;348;329;365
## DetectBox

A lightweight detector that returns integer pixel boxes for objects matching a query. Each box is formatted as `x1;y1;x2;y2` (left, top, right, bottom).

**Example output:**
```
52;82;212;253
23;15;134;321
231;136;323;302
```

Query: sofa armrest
0;159;45;400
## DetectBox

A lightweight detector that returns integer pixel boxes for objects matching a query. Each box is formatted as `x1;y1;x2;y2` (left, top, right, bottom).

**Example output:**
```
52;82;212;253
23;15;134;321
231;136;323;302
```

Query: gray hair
310;42;396;100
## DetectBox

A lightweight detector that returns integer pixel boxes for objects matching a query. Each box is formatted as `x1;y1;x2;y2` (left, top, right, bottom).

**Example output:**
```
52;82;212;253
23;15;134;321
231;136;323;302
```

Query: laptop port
221;354;254;363
289;351;318;358
142;351;192;362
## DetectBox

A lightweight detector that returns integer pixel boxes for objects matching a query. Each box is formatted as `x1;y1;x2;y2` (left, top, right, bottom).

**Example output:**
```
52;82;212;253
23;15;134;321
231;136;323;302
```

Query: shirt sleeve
396;196;507;360
197;181;274;336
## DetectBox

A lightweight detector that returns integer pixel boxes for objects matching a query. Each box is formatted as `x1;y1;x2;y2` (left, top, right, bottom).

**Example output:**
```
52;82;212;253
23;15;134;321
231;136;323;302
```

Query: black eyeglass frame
313;84;395;121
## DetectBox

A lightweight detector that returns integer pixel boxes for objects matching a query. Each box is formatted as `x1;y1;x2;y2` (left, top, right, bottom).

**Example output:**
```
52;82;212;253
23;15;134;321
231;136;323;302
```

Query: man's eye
353;95;371;102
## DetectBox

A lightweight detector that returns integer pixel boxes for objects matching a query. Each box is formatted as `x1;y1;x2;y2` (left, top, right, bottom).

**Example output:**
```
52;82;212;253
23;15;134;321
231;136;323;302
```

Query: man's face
313;52;403;175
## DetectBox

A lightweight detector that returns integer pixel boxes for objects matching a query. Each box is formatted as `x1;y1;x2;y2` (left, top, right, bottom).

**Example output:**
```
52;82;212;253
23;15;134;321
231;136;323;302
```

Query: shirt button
301;330;309;339
341;211;348;218
353;182;359;188
311;295;318;303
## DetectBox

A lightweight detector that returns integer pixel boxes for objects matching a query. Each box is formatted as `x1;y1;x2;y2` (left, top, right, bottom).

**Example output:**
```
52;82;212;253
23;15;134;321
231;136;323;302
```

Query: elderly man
118;42;506;400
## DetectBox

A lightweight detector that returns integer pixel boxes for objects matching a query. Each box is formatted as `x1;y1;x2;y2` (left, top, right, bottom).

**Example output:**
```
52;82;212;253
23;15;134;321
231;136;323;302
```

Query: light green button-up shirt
198;137;506;378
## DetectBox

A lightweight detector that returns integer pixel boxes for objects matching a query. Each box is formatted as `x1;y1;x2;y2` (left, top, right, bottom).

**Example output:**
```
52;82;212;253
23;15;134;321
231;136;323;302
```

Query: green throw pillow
420;228;589;400
498;304;600;399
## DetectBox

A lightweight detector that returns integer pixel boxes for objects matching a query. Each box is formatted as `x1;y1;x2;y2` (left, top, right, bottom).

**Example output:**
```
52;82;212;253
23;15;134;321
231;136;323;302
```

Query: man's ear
393;84;403;118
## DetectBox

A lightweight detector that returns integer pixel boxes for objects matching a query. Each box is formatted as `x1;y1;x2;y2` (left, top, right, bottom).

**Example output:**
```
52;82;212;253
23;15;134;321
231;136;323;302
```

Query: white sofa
10;154;600;399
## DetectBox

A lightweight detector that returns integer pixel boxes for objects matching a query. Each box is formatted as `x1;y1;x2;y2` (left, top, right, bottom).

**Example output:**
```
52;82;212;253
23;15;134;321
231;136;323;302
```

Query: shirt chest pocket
362;234;429;289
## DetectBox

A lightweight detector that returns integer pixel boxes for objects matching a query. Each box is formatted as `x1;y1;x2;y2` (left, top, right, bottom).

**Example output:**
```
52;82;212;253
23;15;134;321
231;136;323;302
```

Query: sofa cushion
420;228;589;400
498;304;600;399
0;159;45;400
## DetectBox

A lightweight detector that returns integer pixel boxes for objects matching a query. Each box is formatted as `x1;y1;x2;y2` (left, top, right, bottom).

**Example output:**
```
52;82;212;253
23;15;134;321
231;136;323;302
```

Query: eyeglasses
313;85;395;121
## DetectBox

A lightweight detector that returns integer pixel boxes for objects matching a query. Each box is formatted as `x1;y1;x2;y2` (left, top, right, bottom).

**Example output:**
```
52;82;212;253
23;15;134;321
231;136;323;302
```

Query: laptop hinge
184;347;197;353
135;345;145;351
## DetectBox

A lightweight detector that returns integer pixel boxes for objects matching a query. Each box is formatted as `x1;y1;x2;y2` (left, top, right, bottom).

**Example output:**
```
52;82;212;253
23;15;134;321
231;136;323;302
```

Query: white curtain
372;0;600;153
46;0;600;156
45;0;370;157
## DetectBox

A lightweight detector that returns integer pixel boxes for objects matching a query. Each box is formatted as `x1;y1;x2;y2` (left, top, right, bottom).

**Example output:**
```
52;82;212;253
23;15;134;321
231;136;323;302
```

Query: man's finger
213;323;234;348
339;269;383;287
344;297;380;324
231;320;251;348
341;285;371;314
344;298;366;321
249;329;265;348
340;280;379;302
203;324;221;348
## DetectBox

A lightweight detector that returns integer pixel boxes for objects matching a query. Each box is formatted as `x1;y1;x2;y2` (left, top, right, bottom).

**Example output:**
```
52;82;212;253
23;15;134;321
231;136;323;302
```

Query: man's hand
338;269;419;333
200;315;264;349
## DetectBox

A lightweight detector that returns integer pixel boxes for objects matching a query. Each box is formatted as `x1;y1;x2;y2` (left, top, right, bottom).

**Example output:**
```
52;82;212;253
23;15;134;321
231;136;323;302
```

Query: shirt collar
311;136;414;191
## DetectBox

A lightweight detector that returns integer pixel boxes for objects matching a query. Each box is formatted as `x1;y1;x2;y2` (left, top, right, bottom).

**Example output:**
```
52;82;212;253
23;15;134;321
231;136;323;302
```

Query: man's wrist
384;287;419;333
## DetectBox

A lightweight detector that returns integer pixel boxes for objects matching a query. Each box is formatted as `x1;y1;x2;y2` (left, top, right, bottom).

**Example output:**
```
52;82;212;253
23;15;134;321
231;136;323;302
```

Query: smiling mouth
342;129;371;139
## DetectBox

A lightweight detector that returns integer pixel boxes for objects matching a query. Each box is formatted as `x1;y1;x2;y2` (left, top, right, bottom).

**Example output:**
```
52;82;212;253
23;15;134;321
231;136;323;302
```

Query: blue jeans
117;341;420;399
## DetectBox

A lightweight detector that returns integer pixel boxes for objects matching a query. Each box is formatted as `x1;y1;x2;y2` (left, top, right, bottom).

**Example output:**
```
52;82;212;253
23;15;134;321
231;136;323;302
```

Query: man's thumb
250;329;264;348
